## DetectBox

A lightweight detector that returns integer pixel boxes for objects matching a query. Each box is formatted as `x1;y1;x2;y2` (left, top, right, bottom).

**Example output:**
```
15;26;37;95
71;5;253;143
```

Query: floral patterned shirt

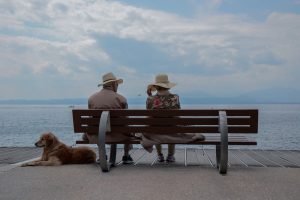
146;92;181;109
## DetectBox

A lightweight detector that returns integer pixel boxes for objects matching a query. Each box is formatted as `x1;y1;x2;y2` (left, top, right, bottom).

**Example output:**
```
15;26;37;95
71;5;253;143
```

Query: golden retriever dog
21;132;96;166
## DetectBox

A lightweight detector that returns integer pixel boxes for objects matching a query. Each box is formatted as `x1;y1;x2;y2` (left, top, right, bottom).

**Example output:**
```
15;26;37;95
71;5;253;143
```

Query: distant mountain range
181;88;300;104
1;88;299;104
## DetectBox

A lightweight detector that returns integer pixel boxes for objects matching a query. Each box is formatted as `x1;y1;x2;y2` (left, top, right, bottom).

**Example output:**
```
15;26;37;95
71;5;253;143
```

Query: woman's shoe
166;155;175;162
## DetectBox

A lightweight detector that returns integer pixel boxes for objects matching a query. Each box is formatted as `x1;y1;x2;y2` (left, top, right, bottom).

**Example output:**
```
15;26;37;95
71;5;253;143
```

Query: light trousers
155;144;175;156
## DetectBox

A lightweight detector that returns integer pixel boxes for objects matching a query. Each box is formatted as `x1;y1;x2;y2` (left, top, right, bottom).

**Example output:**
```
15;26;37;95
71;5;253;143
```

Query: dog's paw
21;162;37;167
20;163;28;167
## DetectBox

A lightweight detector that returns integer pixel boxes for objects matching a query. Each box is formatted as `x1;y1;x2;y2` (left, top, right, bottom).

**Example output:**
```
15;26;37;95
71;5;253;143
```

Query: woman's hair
154;86;169;91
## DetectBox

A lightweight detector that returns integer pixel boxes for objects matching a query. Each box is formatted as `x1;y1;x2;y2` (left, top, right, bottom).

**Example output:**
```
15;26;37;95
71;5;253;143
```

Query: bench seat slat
79;117;253;126
80;126;219;134
109;109;220;116
76;136;256;145
74;109;257;116
74;109;257;117
80;117;219;125
78;126;257;134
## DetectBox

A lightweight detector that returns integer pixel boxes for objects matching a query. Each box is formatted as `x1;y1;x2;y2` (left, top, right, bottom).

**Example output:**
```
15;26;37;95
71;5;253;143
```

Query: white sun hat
98;72;123;87
147;74;176;91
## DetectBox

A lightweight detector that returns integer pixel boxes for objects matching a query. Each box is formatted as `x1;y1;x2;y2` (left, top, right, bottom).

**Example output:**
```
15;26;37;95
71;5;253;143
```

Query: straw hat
98;72;123;87
147;74;176;91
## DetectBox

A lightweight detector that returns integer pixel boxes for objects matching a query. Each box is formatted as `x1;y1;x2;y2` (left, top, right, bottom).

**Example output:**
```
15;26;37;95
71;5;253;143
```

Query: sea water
0;104;299;150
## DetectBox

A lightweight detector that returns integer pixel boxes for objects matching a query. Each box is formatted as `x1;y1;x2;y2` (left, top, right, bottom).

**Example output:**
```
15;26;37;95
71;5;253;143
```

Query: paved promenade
0;147;300;200
1;147;300;168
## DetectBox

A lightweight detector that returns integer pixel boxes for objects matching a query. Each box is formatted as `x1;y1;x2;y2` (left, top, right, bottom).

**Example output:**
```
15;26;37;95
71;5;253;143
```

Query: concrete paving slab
0;164;299;200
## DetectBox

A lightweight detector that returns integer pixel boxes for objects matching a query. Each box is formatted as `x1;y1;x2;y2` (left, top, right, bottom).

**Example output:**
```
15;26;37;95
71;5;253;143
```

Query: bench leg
98;145;109;172
216;144;220;168
109;144;117;167
98;111;111;172
218;111;228;175
216;144;227;174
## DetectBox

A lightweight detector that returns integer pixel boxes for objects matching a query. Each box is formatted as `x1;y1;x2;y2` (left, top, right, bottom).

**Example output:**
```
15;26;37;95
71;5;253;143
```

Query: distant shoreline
0;98;300;105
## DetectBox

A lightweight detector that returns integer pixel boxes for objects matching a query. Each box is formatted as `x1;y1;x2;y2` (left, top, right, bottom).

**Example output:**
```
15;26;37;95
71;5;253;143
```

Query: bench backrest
72;109;258;135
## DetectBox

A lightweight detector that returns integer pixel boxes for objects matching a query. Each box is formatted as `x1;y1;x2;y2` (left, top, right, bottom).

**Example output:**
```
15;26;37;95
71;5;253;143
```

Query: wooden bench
72;109;258;174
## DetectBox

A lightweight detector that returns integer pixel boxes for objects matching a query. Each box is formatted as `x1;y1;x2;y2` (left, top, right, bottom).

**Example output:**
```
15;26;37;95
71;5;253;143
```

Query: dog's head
35;132;59;148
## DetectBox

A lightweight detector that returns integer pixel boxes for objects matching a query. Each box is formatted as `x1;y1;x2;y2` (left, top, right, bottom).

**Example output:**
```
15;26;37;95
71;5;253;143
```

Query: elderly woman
143;74;205;163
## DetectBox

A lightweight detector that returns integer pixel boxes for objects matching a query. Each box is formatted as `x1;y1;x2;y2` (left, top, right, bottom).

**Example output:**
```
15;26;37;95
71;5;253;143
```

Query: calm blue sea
0;104;299;150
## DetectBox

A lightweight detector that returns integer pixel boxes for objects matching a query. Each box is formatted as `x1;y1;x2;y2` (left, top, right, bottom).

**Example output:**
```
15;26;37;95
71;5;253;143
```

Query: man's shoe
122;155;134;164
166;155;175;162
82;133;89;141
157;154;165;162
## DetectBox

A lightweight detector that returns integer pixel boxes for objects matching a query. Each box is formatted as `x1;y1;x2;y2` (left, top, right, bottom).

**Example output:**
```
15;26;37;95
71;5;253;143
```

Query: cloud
0;0;299;98
0;35;110;76
292;0;300;5
117;66;137;75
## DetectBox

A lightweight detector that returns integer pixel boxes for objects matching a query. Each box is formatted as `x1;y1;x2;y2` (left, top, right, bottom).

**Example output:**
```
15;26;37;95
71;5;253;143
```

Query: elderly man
84;72;133;164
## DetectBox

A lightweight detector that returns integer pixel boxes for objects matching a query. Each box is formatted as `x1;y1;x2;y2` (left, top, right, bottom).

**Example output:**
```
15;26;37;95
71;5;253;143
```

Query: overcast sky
1;0;300;99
